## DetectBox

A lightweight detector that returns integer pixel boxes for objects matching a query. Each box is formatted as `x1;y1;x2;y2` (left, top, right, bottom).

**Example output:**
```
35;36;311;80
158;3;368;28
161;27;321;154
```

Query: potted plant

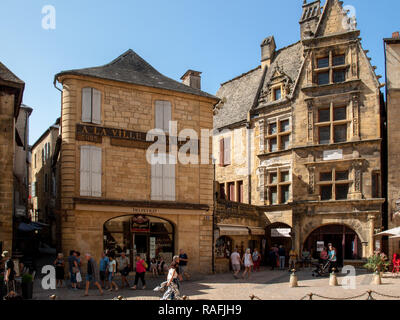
364;253;390;284
21;273;33;299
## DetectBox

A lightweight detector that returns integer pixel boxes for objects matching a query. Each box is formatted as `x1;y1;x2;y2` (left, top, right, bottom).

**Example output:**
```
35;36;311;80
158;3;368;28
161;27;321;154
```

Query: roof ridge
220;66;261;86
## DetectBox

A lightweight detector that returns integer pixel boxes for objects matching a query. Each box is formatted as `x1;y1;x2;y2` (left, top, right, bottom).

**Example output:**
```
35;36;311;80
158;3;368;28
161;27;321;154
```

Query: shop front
104;215;175;267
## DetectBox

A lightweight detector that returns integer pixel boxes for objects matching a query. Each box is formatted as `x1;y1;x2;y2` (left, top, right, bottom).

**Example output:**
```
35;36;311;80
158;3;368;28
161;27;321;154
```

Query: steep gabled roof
214;66;263;129
0;61;25;117
0;61;24;86
55;49;217;101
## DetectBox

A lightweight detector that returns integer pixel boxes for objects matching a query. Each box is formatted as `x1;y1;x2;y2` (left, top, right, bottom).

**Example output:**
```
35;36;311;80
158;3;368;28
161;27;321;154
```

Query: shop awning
218;225;249;236
248;227;265;236
375;227;400;237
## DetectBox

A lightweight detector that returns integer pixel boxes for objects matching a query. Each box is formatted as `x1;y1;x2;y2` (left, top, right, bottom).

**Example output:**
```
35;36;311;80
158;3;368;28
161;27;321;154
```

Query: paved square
32;268;400;300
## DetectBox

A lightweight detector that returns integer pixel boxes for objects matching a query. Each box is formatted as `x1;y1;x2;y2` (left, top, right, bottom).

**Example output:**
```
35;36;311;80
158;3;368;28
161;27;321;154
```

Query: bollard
329;268;338;286
290;269;298;288
372;272;382;285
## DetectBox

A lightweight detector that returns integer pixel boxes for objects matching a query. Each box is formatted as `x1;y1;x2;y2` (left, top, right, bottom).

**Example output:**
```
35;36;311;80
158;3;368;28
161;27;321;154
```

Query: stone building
54;50;218;273
384;31;400;257
0;62;25;254
30;118;61;247
214;0;385;268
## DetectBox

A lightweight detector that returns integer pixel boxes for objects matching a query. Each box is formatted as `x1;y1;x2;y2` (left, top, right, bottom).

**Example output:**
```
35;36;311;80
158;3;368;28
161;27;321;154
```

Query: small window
319;126;331;145
333;55;345;66
281;171;290;182
336;184;349;200
268;123;277;135
269;138;278;152
333;70;346;83
318;72;330;85
320;172;332;182
334;107;347;121
274;88;282;101
270;187;278;205
317;57;329;68
321;185;332;200
336;171;349;181
280;135;290;150
280;120;290;132
269;173;278;184
219;184;226;200
281;185;290;204
372;172;381;198
334;124;347;143
319;108;330;122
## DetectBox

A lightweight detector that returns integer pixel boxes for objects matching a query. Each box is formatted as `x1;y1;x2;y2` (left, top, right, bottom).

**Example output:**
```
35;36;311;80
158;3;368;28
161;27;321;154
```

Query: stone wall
0;92;16;253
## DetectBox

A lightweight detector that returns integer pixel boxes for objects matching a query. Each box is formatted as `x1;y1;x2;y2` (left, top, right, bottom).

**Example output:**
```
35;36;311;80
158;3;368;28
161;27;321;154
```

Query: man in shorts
84;253;103;296
178;249;190;281
99;251;109;289
230;248;241;278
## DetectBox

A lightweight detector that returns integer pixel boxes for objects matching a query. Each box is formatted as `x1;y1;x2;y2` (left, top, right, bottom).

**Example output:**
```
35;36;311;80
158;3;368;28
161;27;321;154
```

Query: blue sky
0;0;398;145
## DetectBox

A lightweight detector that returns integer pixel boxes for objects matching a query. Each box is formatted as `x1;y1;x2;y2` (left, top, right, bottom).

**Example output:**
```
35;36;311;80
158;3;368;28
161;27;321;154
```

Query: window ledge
301;79;362;92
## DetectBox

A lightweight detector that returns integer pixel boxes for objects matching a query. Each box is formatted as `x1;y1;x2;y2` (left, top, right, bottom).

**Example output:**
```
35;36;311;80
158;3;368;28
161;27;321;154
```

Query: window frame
266;168;291;205
266;117;291;153
315;52;347;86
317;168;351;201
316;103;350;145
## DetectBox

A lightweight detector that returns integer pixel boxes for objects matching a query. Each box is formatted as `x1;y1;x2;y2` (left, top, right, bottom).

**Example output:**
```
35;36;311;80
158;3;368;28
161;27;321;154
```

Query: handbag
76;272;82;283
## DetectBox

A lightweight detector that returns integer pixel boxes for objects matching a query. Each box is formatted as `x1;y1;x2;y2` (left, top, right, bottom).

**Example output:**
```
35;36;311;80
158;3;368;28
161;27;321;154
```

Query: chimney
181;70;202;90
261;36;276;69
299;0;321;40
393;31;400;39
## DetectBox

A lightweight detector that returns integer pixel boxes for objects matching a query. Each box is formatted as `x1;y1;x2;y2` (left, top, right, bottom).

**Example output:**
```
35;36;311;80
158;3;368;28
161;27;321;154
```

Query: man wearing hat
2;251;16;294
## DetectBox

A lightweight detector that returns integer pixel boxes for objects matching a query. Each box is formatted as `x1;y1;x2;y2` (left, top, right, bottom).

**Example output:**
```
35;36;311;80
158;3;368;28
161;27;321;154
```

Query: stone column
368;214;376;257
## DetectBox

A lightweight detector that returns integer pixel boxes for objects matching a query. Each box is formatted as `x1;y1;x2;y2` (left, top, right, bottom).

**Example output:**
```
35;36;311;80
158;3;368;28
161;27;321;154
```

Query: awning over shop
375;227;400;237
248;227;265;236
18;222;42;232
218;225;249;236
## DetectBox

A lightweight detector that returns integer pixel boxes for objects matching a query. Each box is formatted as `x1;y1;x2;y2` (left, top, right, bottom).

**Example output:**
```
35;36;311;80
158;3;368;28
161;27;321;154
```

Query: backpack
142;260;148;269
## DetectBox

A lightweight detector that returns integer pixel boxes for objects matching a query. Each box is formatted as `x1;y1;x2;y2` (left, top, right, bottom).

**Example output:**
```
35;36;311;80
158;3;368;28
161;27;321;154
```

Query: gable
315;0;351;37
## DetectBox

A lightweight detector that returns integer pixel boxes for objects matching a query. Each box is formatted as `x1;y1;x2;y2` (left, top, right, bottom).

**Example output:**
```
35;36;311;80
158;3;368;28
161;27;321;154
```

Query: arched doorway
303;224;362;267
103;215;175;266
265;223;293;267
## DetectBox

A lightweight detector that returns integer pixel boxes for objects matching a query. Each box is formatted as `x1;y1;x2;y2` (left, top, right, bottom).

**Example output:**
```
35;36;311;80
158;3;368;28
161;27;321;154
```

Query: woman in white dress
241;248;254;279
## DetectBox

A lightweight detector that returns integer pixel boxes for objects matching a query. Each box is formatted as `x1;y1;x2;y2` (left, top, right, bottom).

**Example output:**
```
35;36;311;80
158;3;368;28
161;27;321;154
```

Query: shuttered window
219;137;231;167
32;181;36;197
155;100;172;132
82;88;102;124
80;146;102;197
151;154;175;201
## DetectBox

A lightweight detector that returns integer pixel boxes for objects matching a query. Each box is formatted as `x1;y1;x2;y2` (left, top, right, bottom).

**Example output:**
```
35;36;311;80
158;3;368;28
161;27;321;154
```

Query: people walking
328;243;337;272
99;251;109;289
242;248;253;279
131;254;147;290
75;251;82;288
269;246;278;270
288;248;298;271
68;250;79;290
107;253;119;292
2;251;16;294
117;252;131;288
278;245;286;270
252;249;261;272
178;249;190;281
84;253;103;296
161;256;181;300
54;253;65;288
150;258;158;277
230;248;241;278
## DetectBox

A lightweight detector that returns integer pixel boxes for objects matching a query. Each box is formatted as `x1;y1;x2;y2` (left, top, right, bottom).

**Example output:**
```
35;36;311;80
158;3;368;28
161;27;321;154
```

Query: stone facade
385;33;400;257
55;50;218;273
214;0;384;264
31;120;60;246
0;62;25;255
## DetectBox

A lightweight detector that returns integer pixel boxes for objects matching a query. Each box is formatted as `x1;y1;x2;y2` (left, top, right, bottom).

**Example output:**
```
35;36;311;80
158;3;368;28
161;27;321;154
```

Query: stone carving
307;100;314;143
352;94;360;139
308;166;316;195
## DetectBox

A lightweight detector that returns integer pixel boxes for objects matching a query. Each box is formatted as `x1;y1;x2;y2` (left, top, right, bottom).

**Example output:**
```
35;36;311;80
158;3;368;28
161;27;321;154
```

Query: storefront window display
215;236;233;259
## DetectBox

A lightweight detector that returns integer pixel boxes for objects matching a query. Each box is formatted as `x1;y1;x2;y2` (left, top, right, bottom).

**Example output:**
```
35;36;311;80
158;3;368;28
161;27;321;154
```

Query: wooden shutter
219;138;224;166
151;154;163;201
239;181;244;203
163;155;176;201
91;147;102;197
224;137;231;165
80;146;91;196
82;88;92;123
155;101;164;130
92;89;102;124
32;181;36;197
163;101;172;132
229;183;235;201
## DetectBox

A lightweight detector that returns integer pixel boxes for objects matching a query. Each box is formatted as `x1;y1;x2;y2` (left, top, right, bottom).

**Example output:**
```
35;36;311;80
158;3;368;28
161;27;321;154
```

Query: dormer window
315;53;347;86
274;87;282;101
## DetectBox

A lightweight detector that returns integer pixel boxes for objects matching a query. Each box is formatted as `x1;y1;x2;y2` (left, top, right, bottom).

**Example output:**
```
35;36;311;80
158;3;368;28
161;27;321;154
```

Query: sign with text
323;149;343;161
271;228;291;238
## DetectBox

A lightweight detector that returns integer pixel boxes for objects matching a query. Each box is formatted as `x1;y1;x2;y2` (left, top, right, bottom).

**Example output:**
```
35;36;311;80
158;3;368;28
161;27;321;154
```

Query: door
133;234;148;262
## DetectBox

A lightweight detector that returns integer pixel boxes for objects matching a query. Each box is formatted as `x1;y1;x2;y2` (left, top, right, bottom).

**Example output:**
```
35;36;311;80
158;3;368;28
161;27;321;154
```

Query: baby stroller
154;281;188;300
312;259;331;277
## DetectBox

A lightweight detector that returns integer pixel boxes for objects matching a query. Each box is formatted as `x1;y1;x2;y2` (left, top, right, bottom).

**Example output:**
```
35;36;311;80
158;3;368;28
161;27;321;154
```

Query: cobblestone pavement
32;268;400;300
